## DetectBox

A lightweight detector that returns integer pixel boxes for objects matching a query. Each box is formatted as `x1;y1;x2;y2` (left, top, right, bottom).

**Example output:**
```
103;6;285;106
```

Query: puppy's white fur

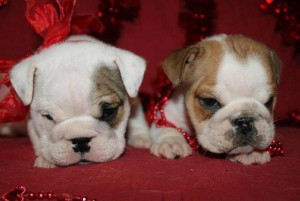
10;35;147;168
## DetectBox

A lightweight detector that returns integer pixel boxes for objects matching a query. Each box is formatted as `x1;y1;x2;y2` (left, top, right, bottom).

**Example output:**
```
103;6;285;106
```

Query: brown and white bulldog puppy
9;35;147;168
145;34;281;164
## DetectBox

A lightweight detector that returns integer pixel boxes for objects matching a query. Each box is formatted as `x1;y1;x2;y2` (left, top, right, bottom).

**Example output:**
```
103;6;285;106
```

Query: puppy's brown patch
91;66;127;128
185;40;224;122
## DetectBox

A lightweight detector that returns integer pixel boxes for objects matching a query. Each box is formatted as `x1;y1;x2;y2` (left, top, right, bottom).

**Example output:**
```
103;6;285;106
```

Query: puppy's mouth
77;153;93;165
227;140;255;155
79;158;92;165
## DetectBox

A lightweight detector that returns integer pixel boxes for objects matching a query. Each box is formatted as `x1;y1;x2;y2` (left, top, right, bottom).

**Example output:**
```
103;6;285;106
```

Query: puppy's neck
163;85;193;134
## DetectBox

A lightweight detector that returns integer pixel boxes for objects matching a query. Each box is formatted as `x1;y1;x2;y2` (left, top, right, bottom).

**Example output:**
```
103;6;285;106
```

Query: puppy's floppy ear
268;49;281;86
114;50;146;97
162;46;201;85
9;57;36;105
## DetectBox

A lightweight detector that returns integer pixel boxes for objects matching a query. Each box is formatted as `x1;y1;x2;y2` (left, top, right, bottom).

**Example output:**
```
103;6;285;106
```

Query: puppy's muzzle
231;116;257;136
71;137;92;153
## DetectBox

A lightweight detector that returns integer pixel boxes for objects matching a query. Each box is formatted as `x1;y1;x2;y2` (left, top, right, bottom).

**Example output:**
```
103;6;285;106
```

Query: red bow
25;0;76;48
0;0;76;123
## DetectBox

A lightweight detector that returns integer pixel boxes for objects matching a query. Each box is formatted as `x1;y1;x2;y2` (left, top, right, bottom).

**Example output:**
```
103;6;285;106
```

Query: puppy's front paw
228;150;271;165
128;133;152;149
34;156;57;168
150;138;192;159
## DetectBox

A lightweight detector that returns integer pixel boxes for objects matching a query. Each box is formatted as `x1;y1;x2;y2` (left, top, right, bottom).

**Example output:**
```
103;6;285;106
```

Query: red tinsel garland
179;0;216;45
0;0;8;7
260;0;300;54
72;0;140;45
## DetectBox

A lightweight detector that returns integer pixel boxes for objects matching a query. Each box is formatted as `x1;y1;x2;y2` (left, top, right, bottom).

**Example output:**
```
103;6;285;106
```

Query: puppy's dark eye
264;96;274;108
100;103;119;122
42;114;54;121
199;98;221;111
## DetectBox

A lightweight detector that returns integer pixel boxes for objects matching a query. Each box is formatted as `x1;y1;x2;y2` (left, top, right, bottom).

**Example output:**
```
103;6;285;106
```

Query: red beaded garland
149;73;199;150
267;139;284;157
1;186;97;201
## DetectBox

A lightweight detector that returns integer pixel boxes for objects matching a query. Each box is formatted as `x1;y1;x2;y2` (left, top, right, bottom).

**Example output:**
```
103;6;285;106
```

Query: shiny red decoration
1;186;26;201
267;139;284;157
147;71;199;150
25;0;76;48
179;0;216;45
71;0;141;44
0;74;29;123
0;0;9;7
1;186;96;201
260;0;300;53
0;0;76;123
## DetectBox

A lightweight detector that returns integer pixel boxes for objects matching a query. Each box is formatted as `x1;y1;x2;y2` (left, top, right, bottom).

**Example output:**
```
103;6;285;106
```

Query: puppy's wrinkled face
163;34;281;155
30;65;128;166
10;35;146;167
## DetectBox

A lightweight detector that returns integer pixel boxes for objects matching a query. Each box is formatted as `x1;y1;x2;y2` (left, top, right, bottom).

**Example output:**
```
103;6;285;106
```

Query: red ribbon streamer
0;0;76;123
0;60;29;123
25;0;76;48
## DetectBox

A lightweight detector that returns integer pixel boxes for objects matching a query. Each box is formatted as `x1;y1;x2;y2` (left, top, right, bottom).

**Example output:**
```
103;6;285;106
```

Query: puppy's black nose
71;137;92;153
231;117;256;135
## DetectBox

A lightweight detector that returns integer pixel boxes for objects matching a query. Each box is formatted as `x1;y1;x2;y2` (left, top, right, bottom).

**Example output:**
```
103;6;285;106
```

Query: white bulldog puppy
132;34;281;165
9;35;146;168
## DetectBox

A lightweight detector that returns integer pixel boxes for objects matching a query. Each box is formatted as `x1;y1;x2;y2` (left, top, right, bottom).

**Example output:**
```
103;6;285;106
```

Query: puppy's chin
193;100;275;155
227;145;254;155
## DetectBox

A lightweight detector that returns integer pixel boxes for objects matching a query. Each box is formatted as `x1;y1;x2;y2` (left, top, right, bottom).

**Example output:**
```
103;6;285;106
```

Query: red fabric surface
1;0;300;200
0;127;300;200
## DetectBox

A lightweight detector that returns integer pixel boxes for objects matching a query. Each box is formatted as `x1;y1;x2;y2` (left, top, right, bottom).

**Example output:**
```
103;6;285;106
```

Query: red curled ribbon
25;0;76;48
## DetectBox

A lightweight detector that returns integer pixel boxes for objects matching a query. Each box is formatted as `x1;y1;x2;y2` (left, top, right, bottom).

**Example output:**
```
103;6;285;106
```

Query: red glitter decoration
1;186;96;201
147;72;199;150
179;0;216;45
0;74;29;123
25;0;76;48
72;0;141;44
0;0;76;123
0;0;8;7
260;0;300;53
